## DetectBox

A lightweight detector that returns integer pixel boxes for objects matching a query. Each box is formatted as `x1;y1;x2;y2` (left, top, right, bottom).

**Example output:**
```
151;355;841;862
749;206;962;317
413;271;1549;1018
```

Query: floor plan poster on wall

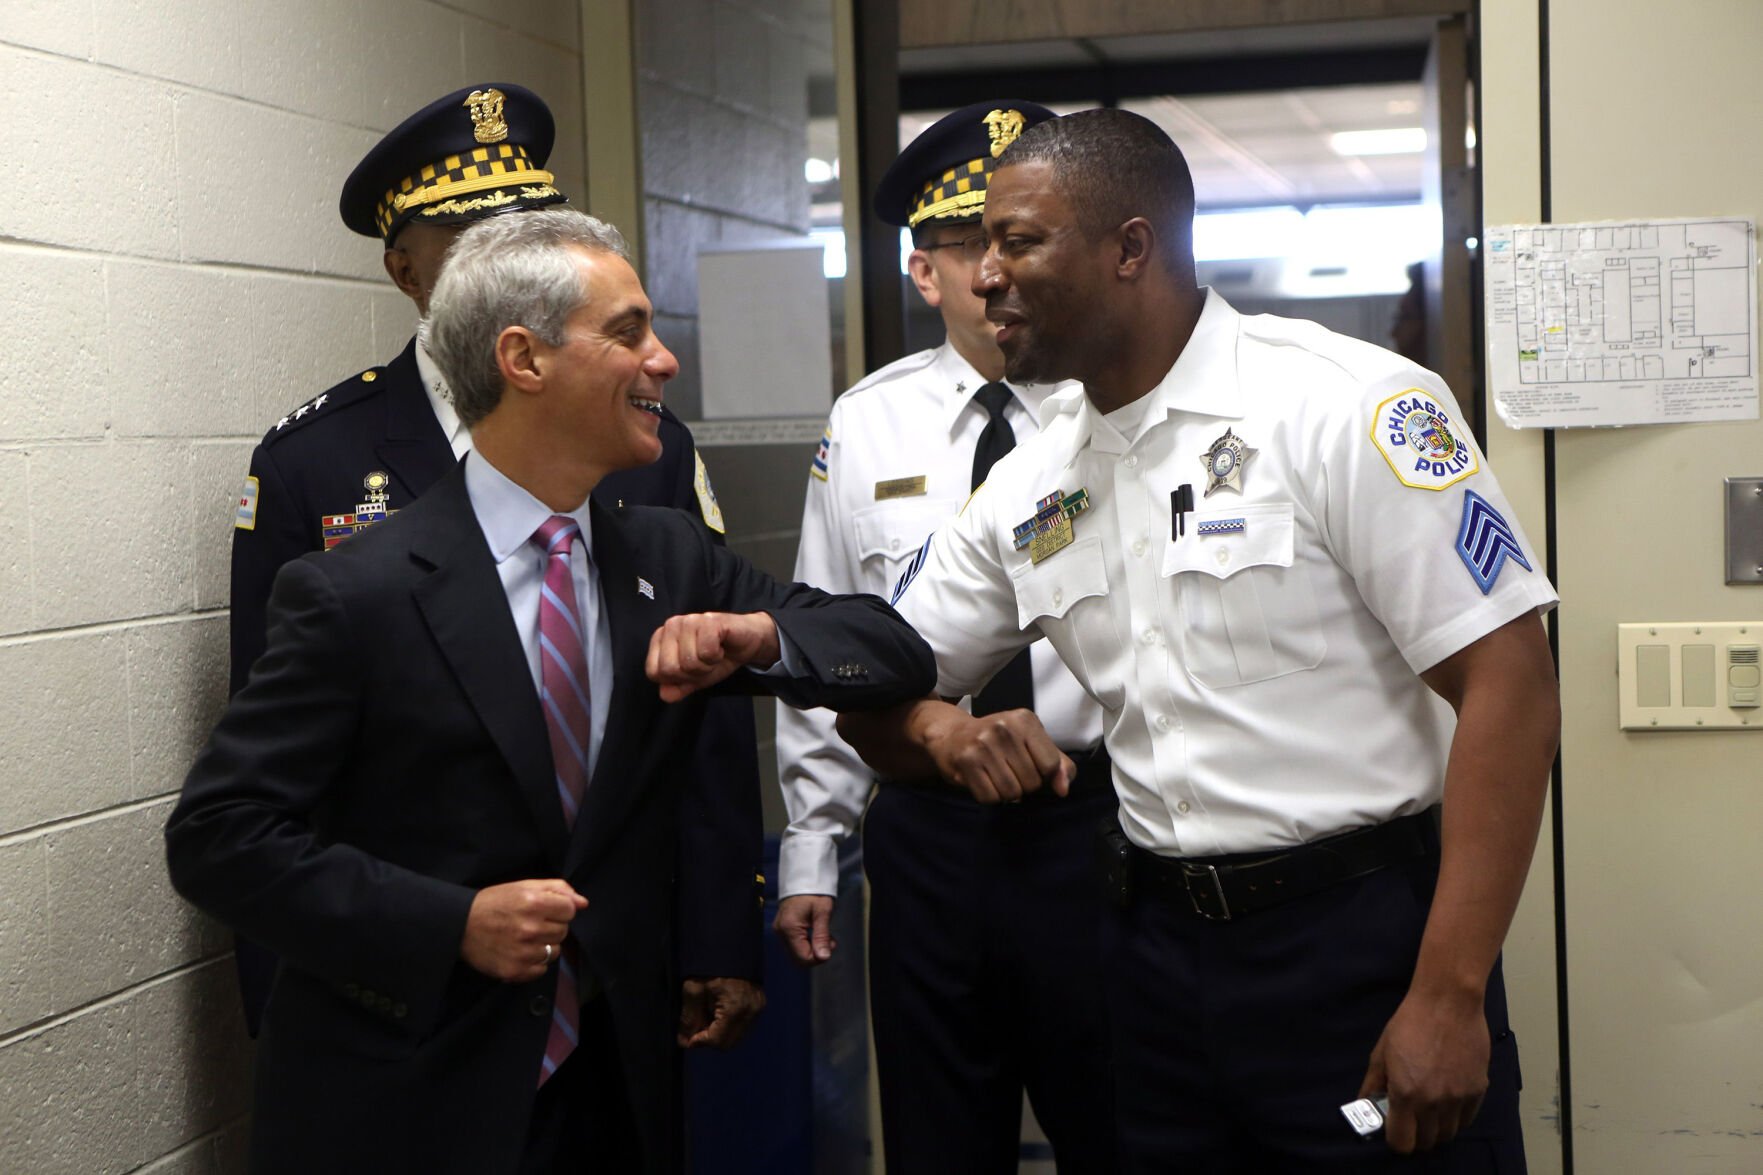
1485;218;1757;428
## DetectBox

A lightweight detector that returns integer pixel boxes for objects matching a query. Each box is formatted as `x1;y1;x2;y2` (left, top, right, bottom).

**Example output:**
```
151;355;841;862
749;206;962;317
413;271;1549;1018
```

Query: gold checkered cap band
909;157;993;228
373;144;557;237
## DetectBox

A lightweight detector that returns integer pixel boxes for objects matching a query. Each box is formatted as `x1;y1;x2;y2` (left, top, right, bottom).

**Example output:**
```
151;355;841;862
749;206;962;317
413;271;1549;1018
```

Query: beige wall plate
1617;621;1763;729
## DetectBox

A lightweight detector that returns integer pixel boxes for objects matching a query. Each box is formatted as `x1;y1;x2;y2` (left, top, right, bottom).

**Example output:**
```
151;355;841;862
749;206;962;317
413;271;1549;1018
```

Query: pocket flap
1161;501;1296;581
1009;535;1109;629
853;499;959;561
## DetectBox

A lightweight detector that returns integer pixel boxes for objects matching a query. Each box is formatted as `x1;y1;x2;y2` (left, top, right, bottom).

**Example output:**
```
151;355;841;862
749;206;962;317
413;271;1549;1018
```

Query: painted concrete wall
1483;1;1763;1170
1546;1;1763;1168
0;3;585;1170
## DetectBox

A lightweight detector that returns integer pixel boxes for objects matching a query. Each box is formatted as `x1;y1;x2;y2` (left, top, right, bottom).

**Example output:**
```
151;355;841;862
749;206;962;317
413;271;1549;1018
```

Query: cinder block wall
632;0;818;424
631;0;825;827
0;4;585;1171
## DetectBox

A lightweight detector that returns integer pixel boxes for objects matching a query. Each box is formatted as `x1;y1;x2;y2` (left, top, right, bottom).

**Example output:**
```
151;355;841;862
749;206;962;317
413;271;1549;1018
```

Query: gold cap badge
464;88;509;144
984;108;1026;158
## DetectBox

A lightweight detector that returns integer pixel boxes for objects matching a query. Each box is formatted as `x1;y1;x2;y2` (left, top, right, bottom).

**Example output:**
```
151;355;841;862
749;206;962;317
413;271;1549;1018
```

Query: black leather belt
1129;809;1437;921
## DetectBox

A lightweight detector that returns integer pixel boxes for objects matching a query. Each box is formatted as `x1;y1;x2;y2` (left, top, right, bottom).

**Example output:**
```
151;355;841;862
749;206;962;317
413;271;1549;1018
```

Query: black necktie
969;383;1036;717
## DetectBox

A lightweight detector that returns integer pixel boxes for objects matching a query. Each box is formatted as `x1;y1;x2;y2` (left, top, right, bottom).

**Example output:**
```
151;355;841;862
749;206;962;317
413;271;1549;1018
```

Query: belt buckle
1181;862;1231;921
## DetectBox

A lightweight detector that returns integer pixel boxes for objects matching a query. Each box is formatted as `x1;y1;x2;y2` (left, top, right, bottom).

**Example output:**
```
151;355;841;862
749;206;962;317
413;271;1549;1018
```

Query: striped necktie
533;515;590;1086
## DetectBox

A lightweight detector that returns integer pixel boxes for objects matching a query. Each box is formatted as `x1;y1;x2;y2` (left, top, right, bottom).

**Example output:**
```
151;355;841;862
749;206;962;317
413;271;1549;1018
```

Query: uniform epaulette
841;348;939;400
260;367;387;446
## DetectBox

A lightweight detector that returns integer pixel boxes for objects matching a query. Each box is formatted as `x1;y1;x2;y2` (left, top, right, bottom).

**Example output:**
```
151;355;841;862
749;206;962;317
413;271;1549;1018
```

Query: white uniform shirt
894;290;1559;857
414;338;470;459
775;343;1105;898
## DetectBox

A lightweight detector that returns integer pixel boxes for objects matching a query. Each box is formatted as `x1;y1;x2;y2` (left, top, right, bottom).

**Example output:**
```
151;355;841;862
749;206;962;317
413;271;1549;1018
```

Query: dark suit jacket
229;339;763;1033
168;464;933;1174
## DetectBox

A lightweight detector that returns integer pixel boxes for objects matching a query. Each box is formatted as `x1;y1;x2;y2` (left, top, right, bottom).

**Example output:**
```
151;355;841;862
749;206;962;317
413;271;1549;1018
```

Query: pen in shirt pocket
1170;483;1194;540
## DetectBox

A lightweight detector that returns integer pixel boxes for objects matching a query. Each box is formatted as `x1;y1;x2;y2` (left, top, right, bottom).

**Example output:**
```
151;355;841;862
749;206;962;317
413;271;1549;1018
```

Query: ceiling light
1329;128;1427;156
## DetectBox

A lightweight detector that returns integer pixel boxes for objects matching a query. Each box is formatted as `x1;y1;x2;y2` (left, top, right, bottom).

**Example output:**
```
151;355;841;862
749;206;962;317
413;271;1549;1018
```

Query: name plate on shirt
874;475;928;501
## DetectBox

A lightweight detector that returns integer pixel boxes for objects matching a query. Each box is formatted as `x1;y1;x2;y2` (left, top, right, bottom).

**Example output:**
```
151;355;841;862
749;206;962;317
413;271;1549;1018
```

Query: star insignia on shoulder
270;384;348;430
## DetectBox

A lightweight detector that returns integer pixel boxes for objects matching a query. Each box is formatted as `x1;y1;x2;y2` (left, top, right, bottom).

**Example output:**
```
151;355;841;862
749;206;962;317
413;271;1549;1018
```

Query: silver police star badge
1200;428;1257;497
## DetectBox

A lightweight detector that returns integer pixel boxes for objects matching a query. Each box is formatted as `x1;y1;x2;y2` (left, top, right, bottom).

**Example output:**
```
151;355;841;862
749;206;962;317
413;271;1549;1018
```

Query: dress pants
864;769;1119;1174
1102;832;1527;1173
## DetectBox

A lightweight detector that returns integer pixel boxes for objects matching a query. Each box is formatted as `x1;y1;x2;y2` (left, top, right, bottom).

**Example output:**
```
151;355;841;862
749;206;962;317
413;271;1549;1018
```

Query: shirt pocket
1009;536;1122;709
1160;500;1324;689
853;498;960;592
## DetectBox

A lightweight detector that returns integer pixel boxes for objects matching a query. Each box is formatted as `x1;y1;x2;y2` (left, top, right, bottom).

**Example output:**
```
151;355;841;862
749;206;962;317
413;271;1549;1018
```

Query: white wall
0;3;585;1171
1483;1;1763;1171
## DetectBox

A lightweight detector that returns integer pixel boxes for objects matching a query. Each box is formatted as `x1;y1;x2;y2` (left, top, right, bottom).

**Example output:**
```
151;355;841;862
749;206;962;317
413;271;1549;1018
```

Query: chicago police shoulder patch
1456;488;1532;594
1370;389;1479;490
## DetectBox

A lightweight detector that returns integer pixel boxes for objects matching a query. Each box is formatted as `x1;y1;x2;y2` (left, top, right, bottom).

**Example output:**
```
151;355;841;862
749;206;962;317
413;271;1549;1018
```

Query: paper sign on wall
1485;218;1758;428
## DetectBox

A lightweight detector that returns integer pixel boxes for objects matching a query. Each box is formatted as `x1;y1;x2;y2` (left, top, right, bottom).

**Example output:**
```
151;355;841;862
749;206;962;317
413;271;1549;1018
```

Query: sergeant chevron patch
890;534;933;605
1455;489;1531;594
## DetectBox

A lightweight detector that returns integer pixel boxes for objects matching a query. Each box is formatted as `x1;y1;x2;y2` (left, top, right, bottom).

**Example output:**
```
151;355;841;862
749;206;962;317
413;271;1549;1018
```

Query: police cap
340;83;568;243
873;100;1057;230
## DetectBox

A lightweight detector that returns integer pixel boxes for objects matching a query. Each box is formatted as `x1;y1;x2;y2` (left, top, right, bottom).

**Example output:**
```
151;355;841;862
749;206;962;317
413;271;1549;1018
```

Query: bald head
998;108;1196;266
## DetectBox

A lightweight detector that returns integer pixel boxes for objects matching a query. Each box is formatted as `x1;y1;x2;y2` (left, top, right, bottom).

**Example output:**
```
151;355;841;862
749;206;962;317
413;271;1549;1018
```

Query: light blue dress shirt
464;451;614;782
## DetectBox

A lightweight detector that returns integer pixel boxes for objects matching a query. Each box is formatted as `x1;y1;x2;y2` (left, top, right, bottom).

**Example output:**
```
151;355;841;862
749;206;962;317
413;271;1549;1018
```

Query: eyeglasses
918;232;988;262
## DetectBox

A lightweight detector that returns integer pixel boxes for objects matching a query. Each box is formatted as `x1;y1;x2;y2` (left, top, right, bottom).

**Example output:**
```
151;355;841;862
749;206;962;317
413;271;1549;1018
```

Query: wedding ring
543;943;553;963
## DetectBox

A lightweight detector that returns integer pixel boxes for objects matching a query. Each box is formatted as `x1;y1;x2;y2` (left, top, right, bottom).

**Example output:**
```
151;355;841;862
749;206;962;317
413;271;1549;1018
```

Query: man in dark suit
167;207;935;1174
227;83;766;1048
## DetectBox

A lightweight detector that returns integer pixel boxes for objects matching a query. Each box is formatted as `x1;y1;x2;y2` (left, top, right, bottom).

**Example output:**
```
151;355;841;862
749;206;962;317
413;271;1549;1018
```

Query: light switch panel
1618;622;1763;729
1728;478;1763;585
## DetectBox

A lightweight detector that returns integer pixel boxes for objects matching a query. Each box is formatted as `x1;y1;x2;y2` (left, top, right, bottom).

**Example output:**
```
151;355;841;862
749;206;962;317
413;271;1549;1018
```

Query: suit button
392;1002;409;1019
529;995;551;1017
342;982;360;999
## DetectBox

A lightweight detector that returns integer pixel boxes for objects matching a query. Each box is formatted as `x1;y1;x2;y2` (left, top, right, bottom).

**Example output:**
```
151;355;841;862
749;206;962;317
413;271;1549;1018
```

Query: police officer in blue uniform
227;84;765;1054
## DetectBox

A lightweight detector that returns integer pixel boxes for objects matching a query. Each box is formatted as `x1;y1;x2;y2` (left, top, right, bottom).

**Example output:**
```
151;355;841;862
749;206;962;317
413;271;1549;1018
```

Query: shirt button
1131;539;1146;557
1177;800;1191;815
1123;454;1139;469
1141;628;1158;646
1052;588;1063;607
1214;547;1230;566
1155;714;1170;732
889;538;900;551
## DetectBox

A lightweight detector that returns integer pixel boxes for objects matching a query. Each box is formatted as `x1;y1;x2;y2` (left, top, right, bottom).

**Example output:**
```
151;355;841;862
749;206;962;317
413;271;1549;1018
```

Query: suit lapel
376;339;459;500
566;502;670;873
410;471;569;866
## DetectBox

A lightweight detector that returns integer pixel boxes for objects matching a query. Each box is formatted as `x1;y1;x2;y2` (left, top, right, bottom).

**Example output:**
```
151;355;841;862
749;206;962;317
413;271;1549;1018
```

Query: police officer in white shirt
845;109;1561;1171
774;101;1117;1173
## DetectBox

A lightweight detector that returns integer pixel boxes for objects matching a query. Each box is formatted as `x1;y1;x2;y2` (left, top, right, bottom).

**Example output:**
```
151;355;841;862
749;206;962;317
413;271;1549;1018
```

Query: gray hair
427;208;631;427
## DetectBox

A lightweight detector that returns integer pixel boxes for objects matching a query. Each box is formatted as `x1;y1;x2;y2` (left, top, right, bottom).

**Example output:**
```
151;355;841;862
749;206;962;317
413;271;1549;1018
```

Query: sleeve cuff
777;831;840;899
